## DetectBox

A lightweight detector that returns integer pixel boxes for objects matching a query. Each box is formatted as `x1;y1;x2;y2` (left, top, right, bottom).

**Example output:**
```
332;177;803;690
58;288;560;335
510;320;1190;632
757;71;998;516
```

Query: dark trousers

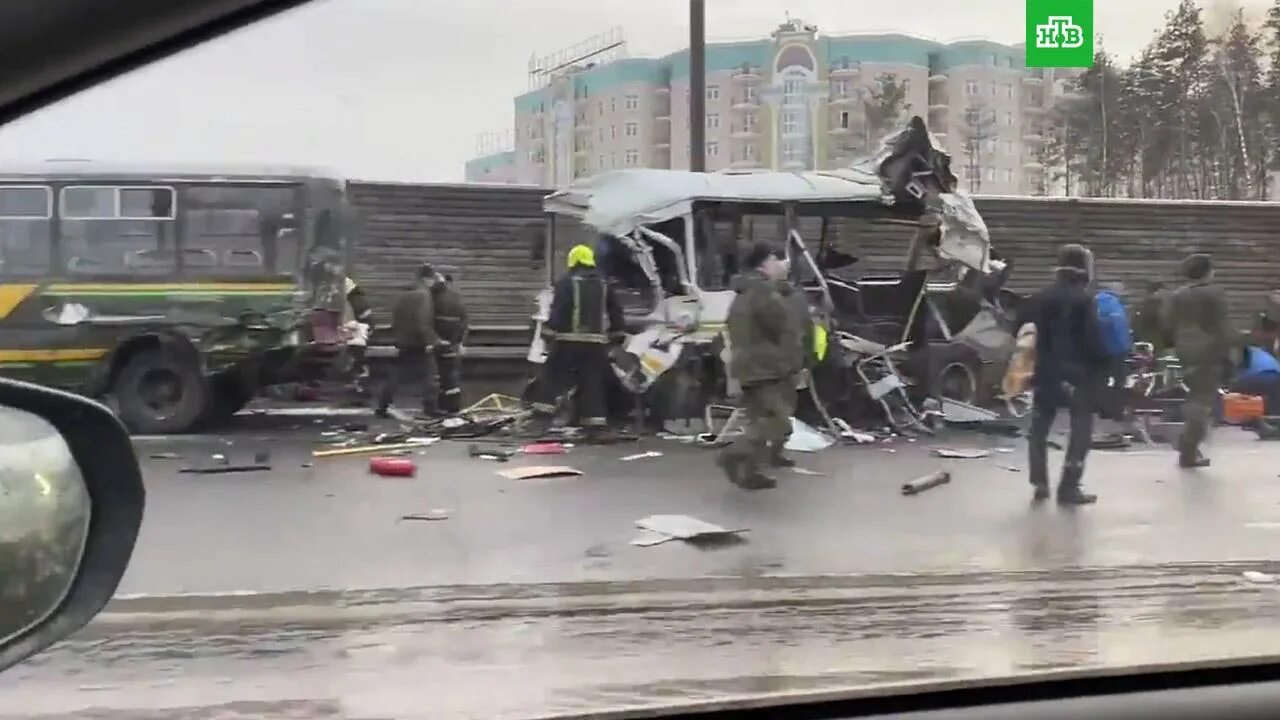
1099;356;1128;421
377;347;439;414
1028;381;1095;493
1229;373;1280;416
437;344;462;413
531;341;610;427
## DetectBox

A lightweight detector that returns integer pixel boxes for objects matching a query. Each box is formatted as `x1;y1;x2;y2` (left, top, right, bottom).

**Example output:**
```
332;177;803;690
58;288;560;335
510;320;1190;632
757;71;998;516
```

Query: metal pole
689;0;706;172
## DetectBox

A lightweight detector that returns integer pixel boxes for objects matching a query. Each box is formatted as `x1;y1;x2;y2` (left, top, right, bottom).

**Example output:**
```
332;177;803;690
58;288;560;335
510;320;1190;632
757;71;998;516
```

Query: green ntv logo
1026;0;1094;68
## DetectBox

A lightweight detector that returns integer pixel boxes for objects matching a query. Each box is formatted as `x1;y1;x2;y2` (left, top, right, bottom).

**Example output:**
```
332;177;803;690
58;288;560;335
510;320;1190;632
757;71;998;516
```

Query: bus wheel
114;350;209;434
204;372;255;426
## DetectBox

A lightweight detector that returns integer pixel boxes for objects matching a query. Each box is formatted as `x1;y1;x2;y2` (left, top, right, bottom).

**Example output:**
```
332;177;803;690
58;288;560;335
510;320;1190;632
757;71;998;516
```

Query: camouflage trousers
1179;361;1222;462
722;378;798;474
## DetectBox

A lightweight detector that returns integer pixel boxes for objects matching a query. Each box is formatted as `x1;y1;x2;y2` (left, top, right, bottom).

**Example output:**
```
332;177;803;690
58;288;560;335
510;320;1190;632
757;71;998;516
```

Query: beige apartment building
467;19;1083;195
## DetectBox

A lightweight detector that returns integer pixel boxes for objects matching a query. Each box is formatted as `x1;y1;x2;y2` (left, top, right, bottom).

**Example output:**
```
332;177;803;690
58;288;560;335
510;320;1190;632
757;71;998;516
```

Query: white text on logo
1034;16;1085;49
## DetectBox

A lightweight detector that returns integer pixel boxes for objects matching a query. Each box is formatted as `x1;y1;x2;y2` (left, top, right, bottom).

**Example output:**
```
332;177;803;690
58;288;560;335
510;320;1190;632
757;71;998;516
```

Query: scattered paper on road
497;466;583;480
785;418;834;452
932;448;991;459
631;514;747;547
621;451;664;461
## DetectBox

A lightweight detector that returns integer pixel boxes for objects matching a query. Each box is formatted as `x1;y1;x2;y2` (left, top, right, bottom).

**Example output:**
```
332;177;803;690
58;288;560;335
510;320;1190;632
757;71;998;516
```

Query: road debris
312;438;439;459
399;510;450;522
179;464;271;475
621;451;664;461
521;442;568;455
211;453;228;465
148;452;182;460
932;448;991;459
785;418;835;452
631;514;748;547
497;466;583;480
369;457;416;477
902;470;951;496
468;443;516;461
253;451;271;465
792;467;825;476
1243;570;1276;584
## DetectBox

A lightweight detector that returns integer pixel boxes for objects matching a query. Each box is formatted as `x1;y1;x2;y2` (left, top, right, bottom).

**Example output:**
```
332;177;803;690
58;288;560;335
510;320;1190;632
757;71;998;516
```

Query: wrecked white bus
527;121;1016;432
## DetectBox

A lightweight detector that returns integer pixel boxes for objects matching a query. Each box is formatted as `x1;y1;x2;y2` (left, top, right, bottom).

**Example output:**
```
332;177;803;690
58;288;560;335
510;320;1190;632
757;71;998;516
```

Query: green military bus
0;162;355;433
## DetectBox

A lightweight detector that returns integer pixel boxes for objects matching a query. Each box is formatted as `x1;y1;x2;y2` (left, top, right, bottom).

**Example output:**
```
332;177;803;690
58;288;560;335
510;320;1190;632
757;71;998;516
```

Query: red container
369;457;416;477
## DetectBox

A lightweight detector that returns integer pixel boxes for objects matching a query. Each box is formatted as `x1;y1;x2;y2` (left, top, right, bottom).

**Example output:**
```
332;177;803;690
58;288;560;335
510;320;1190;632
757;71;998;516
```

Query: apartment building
486;19;1083;194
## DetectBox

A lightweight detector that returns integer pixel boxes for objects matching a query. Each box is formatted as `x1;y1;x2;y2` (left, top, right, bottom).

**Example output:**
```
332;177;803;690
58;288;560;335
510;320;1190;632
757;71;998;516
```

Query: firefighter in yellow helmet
528;244;625;435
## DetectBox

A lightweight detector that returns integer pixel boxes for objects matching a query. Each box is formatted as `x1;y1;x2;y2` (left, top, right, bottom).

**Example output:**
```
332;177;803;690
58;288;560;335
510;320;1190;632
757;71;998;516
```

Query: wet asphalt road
6;407;1280;718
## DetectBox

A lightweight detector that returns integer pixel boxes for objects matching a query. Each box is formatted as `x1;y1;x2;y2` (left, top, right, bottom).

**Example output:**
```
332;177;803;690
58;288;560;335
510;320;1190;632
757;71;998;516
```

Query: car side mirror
0;378;144;673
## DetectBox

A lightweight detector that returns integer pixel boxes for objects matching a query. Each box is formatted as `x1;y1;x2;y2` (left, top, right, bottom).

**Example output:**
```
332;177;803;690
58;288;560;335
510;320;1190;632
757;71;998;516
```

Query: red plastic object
521;442;566;455
369;457;416;477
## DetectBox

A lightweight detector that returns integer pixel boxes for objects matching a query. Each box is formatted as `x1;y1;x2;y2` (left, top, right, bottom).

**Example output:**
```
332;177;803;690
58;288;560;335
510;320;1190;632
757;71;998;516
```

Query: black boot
1031;483;1050;502
1178;449;1211;468
1056;462;1097;505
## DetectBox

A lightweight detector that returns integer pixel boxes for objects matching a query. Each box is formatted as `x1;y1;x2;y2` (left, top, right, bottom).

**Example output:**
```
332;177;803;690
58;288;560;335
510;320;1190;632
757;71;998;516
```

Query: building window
1004;84;1013;98
625;122;639;137
985;167;996;182
832;79;850;97
624;95;639;110
782;111;800;134
902;79;911;92
598;128;604;141
707;141;719;156
990;53;998;66
707;113;720;129
598;101;604;116
783;79;803;104
611;98;616;112
707;85;720;100
838;110;850;129
965;109;980;126
1005;140;1014;155
611;153;616;167
625;149;639;166
599;154;605;168
744;113;757;129
1004;111;1013;126
611;125;617;138
745;85;757;101
990;83;998;96
965;80;978;95
1004;169;1014;183
744;142;756;158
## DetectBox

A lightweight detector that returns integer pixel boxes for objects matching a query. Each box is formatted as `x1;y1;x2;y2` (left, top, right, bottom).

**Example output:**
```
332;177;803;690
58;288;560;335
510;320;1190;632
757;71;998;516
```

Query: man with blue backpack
1095;280;1134;424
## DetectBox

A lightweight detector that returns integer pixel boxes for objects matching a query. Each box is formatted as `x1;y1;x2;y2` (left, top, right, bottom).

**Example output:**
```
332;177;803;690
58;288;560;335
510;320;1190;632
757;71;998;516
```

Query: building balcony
730;125;761;138
928;101;949;112
732;63;763;82
829;93;858;107
575;123;593;134
1022;159;1044;168
1023;73;1044;84
729;159;764;169
1023;104;1047;114
929;72;948;82
1023;130;1045;142
653;140;671;149
732;96;760;110
829;59;859;77
654;85;671;95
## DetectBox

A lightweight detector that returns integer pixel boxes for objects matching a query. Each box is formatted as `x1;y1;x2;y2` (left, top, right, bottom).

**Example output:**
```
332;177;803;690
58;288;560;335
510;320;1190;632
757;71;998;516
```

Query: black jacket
545;267;624;344
1016;268;1108;402
432;280;469;344
390;280;438;350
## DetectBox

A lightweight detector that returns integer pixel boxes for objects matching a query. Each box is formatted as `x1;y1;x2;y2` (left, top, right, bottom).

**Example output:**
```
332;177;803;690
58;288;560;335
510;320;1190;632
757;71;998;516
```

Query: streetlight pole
689;0;706;172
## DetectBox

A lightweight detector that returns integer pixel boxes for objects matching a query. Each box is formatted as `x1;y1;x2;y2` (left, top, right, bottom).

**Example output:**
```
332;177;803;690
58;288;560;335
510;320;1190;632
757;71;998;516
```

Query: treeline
1043;0;1280;200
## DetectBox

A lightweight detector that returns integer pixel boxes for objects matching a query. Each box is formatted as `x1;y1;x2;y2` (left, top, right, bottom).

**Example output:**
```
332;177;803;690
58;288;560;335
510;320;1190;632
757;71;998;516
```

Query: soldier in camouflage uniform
1168;253;1235;468
717;242;804;490
431;273;469;414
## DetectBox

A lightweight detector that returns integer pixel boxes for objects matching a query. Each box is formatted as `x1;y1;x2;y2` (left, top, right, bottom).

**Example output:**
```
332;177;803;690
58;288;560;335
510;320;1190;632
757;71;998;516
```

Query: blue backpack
1095;290;1132;357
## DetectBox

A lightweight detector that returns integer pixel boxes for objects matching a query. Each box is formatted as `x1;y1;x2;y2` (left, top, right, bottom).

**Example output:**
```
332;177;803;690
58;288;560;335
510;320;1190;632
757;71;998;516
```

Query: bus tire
932;343;986;406
114;350;209;434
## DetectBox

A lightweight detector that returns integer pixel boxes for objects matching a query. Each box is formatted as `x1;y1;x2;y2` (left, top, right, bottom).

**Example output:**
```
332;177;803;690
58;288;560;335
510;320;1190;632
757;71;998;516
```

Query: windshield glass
0;0;1271;717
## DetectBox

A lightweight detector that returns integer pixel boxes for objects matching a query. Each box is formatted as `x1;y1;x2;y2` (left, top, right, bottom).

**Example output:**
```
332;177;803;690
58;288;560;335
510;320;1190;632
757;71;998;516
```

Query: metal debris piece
940;398;1000;423
621;451;664;461
932;448;991;459
148;452;182;460
632;514;748;547
902;470;951;496
792;467;824;476
180;465;271;475
400;510;450;522
468;443;516;461
497;465;583;480
313;438;438;459
211;453;228;465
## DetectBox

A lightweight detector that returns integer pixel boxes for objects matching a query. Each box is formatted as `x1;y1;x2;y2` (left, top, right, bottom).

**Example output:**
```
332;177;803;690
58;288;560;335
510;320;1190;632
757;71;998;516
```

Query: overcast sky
0;0;1265;183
